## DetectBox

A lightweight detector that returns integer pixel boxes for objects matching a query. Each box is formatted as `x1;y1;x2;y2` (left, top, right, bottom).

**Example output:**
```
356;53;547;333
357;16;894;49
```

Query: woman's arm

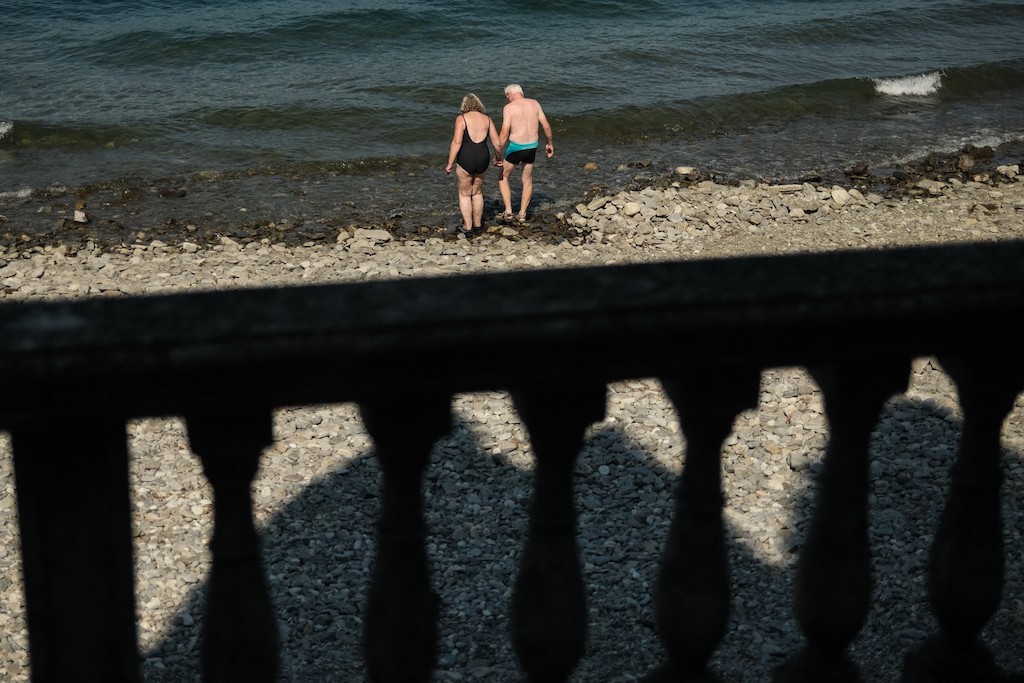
488;117;502;158
445;116;465;174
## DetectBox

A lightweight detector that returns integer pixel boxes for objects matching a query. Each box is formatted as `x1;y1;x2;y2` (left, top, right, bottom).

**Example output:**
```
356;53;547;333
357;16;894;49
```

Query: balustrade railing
1;239;1023;682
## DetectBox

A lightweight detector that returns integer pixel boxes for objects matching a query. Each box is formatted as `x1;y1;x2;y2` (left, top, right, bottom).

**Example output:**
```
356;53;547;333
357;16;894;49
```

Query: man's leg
456;168;473;230
499;160;516;217
518;163;535;220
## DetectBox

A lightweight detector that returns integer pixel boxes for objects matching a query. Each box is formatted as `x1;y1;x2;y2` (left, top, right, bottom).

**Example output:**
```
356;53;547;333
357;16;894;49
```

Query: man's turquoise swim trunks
504;140;539;164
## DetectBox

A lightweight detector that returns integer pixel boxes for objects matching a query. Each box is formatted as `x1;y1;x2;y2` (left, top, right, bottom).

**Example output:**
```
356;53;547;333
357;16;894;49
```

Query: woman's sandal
498;211;514;224
517;213;528;224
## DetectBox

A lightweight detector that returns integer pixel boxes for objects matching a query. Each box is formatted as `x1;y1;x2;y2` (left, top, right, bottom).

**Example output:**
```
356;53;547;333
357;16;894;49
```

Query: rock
830;186;851;207
347;239;378;255
785;448;814;475
583;162;599;171
845;162;869;177
352;228;392;243
623;202;642;217
997;165;1019;179
917;178;946;194
674;166;696;175
770;184;804;194
782;195;819;213
956;154;975;173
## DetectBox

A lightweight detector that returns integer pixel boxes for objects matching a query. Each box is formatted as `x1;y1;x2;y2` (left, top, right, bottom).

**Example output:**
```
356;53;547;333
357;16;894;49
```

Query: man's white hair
504;83;524;96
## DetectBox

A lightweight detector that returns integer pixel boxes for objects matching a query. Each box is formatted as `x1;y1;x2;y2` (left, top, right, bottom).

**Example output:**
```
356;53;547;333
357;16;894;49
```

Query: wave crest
0;121;13;140
873;71;942;96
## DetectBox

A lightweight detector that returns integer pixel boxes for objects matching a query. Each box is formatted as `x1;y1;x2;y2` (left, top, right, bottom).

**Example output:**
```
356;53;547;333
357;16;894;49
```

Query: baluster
358;393;452;683
11;416;139;682
510;384;607;683
645;365;760;682
903;355;1024;683
186;409;278;683
775;359;909;683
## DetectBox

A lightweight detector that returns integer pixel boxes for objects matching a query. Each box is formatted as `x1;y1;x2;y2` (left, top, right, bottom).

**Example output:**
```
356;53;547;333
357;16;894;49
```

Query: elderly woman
445;93;501;234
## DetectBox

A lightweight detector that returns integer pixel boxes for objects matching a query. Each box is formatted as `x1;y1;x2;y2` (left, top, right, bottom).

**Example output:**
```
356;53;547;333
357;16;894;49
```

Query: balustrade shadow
6;240;1024;681
136;369;1024;681
843;390;1024;682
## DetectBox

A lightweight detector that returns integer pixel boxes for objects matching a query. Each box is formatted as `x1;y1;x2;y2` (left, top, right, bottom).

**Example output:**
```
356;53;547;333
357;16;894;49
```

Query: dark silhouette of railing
1;239;1023;682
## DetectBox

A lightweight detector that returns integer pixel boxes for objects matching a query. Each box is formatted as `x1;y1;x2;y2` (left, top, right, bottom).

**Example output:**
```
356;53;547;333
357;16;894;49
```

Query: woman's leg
471;174;485;227
456;167;473;231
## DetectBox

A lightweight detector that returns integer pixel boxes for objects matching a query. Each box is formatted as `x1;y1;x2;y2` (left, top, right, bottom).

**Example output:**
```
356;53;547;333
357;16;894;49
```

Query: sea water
2;0;1023;232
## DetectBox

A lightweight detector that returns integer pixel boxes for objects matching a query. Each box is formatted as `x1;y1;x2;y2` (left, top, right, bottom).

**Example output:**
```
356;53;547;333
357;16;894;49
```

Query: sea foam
0;188;32;201
0;121;12;140
873;71;942;96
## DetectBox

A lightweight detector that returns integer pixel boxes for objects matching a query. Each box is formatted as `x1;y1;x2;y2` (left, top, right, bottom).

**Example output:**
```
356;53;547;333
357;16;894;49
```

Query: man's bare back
498;86;554;156
503;97;548;145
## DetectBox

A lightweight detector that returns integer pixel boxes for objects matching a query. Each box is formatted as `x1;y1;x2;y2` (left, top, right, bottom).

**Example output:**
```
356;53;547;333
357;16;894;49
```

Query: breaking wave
873;71;943;97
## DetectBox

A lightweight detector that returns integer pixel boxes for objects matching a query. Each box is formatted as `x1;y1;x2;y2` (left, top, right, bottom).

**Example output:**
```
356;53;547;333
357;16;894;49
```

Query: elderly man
495;83;554;223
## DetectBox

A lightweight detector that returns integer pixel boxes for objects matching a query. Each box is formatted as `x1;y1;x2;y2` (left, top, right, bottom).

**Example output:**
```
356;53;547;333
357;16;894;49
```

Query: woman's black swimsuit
456;115;491;174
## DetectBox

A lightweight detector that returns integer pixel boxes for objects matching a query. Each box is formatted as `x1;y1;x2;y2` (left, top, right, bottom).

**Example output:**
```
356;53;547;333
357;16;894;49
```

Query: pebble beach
2;164;1024;681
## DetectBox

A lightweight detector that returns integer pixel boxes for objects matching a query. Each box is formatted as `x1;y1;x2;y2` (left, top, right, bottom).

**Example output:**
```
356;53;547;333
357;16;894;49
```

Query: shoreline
1;142;1023;256
1;152;1021;303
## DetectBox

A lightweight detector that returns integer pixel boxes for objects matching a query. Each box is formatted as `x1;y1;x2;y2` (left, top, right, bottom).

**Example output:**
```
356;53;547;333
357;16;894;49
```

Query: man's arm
538;105;554;158
488;117;502;156
495;109;511;163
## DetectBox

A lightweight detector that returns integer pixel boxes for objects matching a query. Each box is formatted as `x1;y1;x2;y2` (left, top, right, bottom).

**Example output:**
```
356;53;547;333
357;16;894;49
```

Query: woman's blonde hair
460;93;485;114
